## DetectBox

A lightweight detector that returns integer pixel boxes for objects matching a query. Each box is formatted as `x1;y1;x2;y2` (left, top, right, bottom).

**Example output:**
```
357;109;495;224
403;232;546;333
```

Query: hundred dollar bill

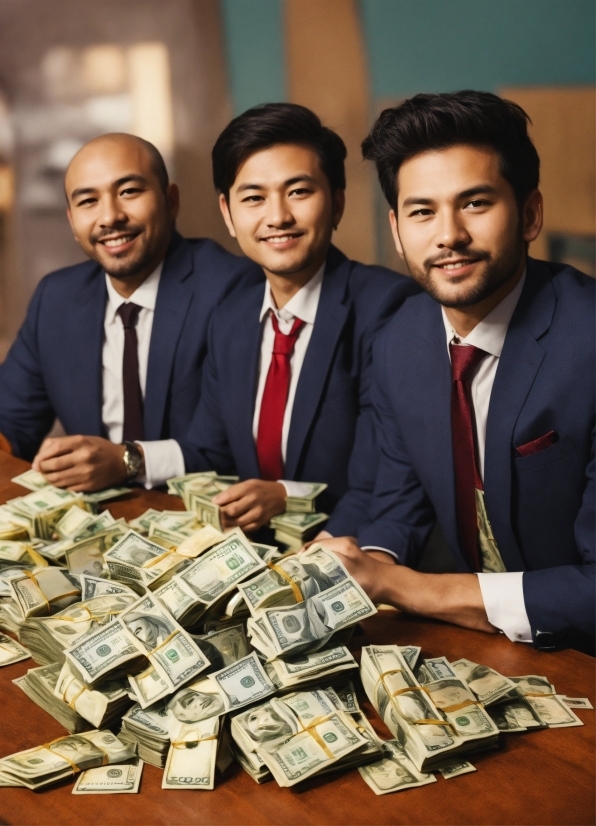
451;658;518;705
9;567;81;619
103;530;169;585
560;696;594;710
11;469;49;491
154;529;265;624
55;660;131;727
73;758;143;794
65;524;128;577
284;483;328;513
72;511;118;540
0;539;46;567
415;656;457;685
238;545;348;616
55;506;96;540
64;619;146;685
438;759;477;779
248;578;377;659
162;716;220;790
511;686;584;728
80;487;131;505
0;730;135;789
137;525;228;589
79;575;137;602
265;644;358;689
269;511;329;550
358;739;437;795
119;702;171;767
422;676;499;741
0;632;31;666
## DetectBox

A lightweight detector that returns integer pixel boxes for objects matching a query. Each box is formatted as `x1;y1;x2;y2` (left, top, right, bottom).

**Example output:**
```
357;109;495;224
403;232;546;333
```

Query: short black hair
362;90;540;209
212;103;347;197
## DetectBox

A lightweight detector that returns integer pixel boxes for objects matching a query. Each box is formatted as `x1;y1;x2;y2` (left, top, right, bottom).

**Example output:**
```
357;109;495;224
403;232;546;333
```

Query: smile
261;234;303;245
435;259;478;270
98;233;139;249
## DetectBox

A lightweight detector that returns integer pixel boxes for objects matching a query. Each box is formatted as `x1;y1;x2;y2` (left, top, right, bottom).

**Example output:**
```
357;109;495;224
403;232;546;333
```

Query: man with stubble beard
0;133;259;490
311;91;594;653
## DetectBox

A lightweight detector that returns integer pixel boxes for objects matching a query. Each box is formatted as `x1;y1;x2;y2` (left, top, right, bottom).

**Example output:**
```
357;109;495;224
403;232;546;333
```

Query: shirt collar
442;270;526;358
258;262;325;325
105;261;164;321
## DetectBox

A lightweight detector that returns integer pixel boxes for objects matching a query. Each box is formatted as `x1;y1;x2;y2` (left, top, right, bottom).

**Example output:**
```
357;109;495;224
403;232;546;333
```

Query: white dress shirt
252;264;324;497
102;265;185;488
440;272;532;643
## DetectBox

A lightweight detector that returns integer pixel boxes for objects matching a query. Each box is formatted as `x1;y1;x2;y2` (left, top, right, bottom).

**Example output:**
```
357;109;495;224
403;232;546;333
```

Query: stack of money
360;646;499;771
3;487;92;540
166;473;239;528
0;730;135;789
10;469;130;509
13;661;131;732
0;632;30;666
269;512;329;551
119;702;171;767
163;715;234;790
264;644;358;690
247;577;377;660
358;739;437;795
8;566;81;619
128;509;200;539
0;539;48;568
284;483;328;513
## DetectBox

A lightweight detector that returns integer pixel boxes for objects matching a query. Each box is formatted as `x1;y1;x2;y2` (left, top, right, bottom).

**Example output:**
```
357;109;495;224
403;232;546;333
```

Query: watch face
124;444;142;478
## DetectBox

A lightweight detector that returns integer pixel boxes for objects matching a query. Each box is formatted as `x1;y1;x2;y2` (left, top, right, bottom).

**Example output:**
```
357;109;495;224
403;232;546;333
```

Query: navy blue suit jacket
0;232;261;460
357;259;595;642
180;245;420;532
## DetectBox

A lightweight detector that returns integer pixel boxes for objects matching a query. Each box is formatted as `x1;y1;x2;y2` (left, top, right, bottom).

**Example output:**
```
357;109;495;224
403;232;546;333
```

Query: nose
98;193;128;228
436;208;471;249
265;193;294;229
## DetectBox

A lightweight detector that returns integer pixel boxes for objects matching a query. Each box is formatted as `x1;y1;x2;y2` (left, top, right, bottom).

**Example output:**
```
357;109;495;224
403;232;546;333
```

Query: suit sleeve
522;425;595;639
353;330;436;563
178;314;238;475
326;276;421;537
0;280;56;459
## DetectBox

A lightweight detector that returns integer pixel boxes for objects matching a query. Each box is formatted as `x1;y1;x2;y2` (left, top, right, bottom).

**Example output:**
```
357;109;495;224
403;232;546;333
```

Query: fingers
37;452;79;474
34;436;82;462
213;480;251;507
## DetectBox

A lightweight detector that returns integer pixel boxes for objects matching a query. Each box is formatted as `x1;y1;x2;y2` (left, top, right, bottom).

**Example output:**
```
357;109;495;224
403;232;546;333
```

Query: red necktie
450;342;487;572
116;302;144;442
256;313;305;481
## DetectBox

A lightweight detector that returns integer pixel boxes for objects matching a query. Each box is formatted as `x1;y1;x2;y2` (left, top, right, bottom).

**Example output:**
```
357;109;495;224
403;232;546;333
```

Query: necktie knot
270;313;305;356
117;302;142;330
450;342;487;383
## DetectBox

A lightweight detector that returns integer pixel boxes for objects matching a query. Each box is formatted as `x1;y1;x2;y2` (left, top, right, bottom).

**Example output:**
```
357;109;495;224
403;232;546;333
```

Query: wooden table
0;452;594;826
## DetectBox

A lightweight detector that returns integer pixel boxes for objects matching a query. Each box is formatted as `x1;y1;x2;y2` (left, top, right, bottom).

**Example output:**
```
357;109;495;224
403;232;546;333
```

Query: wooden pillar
285;0;376;264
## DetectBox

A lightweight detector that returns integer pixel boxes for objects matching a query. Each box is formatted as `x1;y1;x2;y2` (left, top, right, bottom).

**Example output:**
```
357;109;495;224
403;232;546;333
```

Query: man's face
129;617;158;648
220;143;344;281
173;690;223;723
246;706;289;741
390;144;541;308
65;137;178;281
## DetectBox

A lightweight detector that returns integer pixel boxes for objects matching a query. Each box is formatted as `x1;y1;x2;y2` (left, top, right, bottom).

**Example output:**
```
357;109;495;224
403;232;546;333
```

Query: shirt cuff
476;571;532;643
362;545;401;563
278;480;318;498
136;439;185;489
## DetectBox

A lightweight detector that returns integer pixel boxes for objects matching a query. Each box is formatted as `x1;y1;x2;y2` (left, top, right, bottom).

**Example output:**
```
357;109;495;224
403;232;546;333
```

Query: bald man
0;134;260;490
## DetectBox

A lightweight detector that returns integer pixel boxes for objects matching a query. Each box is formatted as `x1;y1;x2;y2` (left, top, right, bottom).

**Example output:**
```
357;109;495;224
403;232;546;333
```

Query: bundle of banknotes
0;471;589;796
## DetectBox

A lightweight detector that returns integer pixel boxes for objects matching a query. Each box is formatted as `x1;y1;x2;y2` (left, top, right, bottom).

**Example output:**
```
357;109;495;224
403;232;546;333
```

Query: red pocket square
516;430;558;457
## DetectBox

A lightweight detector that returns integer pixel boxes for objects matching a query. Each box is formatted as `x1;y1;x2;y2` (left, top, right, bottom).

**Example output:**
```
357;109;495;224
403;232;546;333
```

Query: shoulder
30;259;101;304
527;258;595;322
376;290;439;350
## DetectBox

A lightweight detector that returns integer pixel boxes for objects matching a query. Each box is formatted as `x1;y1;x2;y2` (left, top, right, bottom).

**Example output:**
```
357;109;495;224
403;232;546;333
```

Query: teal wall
221;0;285;115
360;0;596;99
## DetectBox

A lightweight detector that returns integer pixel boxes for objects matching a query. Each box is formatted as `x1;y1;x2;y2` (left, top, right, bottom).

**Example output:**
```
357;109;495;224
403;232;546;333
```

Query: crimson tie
116;302;144;442
450;342;487;572
256;313;305;481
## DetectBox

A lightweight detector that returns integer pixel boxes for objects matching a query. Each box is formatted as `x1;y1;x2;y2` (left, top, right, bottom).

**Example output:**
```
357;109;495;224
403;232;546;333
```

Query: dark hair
212;103;346;197
362;90;540;209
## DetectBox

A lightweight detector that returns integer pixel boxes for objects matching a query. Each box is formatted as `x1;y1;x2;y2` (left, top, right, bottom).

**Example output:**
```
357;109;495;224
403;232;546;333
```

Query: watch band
122;441;143;481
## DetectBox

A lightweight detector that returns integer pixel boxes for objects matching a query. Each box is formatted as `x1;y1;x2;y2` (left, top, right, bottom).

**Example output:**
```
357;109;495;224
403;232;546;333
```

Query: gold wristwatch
122;441;144;481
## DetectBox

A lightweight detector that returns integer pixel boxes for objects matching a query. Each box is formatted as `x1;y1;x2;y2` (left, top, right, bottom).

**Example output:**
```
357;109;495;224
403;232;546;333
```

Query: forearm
378;567;497;634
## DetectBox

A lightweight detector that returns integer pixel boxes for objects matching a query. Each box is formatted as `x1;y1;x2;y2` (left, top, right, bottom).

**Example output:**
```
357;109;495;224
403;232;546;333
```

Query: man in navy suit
312;91;594;650
180;104;419;533
0;133;259;490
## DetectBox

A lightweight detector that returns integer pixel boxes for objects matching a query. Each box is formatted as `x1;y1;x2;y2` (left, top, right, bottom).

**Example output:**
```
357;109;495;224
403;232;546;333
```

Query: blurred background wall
0;0;594;358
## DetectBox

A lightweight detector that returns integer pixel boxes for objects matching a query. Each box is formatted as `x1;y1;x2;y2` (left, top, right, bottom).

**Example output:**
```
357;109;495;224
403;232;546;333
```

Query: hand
213;480;286;533
302;536;396;604
32;435;131;492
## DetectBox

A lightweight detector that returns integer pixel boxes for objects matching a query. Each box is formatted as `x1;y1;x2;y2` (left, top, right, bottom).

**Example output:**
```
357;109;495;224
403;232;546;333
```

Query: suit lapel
69;266;106;435
484;262;556;570
285;249;350;479
144;234;194;440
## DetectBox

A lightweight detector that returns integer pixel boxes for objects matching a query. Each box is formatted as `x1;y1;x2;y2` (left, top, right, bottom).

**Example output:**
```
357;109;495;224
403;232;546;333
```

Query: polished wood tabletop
0;451;594;826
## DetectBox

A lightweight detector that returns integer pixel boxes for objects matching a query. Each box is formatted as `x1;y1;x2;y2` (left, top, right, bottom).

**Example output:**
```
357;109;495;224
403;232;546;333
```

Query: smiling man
0;133;259;489
179;103;419;534
313;91;595;652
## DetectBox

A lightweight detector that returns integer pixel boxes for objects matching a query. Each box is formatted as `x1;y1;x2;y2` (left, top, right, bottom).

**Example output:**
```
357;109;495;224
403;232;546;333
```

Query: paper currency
269;512;329;550
73;758;143;794
65;524;128;576
284;483;328;513
55;506;97;540
438;760;477;779
10;469;49;491
119;702;171;767
451;658;518;705
8;567;81;619
0;632;30;665
54;659;132;727
358;739;437;795
103;530;169;586
162;716;220;790
560;697;594;709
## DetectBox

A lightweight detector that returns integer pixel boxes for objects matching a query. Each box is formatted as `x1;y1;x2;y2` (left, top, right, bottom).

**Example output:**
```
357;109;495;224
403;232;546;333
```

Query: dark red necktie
256;313;305;481
450;342;487;572
116;302;144;442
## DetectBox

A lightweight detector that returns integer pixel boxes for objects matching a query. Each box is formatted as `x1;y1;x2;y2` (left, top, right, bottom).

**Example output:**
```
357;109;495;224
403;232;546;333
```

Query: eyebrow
401;185;499;209
70;174;148;201
236;174;318;193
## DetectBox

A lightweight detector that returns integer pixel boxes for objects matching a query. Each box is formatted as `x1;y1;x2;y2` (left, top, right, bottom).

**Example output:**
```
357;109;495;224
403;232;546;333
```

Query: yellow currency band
266;561;304;603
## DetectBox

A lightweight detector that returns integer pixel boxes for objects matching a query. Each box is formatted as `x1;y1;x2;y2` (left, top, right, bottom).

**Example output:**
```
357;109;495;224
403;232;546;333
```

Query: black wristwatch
122;441;144;481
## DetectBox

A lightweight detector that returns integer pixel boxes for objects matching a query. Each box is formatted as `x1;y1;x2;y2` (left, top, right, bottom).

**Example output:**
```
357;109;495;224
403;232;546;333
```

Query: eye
409;208;434;217
289;187;312;197
76;197;97;207
240;194;264;203
465;199;491;209
120;187;144;197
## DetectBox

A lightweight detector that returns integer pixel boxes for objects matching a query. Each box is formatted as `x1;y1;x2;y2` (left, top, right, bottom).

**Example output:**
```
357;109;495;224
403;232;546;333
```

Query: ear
388;209;404;257
332;189;346;230
167;183;180;220
219;193;237;239
522;189;543;244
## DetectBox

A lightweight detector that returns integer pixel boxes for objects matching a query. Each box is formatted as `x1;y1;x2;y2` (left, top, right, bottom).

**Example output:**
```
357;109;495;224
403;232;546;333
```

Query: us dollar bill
73;758;143;794
103;530;169;586
358;739;437;795
11;469;49;492
451;658;518;705
284;483;328;513
9;567;81;619
162;716;220;790
0;632;31;666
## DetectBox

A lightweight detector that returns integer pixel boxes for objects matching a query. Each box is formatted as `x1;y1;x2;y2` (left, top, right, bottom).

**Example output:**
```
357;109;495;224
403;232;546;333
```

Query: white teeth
103;236;133;247
266;236;295;244
440;262;471;270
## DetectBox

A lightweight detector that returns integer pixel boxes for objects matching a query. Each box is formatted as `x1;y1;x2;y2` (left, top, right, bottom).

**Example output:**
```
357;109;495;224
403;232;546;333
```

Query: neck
443;259;525;338
108;269;154;299
264;255;326;309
